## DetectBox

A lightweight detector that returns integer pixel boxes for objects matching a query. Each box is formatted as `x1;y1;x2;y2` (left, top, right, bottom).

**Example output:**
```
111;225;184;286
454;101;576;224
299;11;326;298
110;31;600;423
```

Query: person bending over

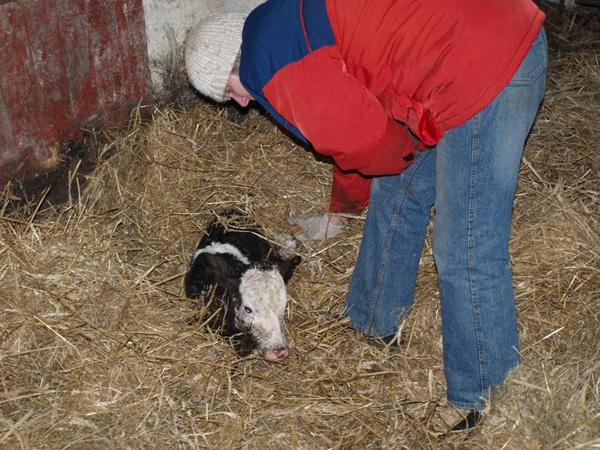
185;0;547;430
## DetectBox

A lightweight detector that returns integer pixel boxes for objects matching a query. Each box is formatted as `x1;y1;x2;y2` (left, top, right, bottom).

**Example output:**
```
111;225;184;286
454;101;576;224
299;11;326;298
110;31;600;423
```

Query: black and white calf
184;213;301;362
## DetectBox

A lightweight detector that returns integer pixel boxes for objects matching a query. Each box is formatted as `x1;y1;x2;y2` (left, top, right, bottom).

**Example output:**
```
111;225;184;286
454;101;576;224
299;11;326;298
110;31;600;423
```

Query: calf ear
278;255;301;283
203;253;244;291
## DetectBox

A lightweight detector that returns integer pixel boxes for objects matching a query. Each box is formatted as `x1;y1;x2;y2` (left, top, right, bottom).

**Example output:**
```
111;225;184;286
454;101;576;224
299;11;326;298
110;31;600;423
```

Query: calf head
200;251;300;362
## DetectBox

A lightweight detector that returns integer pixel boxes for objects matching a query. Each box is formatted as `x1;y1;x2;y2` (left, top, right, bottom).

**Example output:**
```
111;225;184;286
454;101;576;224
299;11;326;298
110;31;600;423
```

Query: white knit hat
185;11;250;103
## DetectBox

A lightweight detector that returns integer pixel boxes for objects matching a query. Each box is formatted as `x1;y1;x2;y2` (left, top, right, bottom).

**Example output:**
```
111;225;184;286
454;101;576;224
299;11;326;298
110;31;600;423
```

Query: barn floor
1;3;599;449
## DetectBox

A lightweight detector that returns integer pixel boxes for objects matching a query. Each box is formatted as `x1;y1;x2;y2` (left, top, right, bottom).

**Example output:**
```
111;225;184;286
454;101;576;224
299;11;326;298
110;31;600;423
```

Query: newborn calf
184;213;301;362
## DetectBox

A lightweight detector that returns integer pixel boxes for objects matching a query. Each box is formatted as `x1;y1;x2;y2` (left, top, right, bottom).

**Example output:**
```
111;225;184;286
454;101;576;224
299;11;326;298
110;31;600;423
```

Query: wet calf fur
184;214;301;362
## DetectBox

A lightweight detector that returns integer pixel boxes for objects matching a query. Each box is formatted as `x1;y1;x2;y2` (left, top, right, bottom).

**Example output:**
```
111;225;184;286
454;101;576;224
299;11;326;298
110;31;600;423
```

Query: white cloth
288;214;345;241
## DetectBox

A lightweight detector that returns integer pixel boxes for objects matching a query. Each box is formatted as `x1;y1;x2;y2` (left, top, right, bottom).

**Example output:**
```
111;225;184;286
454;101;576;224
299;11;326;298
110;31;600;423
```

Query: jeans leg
346;147;436;337
434;29;547;409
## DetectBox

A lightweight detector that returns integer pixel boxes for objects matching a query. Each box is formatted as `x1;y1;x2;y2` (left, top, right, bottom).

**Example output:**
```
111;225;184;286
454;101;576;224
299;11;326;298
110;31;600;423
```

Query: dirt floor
1;3;598;449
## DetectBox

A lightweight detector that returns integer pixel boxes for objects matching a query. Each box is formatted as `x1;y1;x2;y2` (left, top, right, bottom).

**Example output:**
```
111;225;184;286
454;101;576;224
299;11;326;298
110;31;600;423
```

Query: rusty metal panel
0;0;152;185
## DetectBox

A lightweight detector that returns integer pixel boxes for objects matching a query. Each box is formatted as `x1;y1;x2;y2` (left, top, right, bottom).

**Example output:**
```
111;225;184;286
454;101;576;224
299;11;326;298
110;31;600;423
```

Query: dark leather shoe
451;410;483;431
381;334;399;346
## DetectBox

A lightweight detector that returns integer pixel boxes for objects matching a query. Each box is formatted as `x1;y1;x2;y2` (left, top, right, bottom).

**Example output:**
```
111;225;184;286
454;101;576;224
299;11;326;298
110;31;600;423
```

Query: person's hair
230;49;242;76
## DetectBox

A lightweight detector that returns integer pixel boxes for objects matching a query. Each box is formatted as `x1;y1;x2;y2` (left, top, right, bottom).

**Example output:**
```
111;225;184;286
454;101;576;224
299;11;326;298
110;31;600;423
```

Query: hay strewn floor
1;4;598;449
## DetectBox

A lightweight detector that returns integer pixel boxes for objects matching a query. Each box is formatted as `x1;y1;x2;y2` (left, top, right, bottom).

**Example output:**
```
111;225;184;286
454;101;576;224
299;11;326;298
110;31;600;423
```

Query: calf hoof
233;336;253;357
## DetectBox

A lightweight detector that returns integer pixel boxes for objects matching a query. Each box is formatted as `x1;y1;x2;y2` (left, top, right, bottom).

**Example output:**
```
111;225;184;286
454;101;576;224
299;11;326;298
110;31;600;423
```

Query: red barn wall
0;0;152;186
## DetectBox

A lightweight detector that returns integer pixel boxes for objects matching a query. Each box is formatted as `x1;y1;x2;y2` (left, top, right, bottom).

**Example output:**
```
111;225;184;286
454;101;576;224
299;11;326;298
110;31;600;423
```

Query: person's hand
288;213;346;241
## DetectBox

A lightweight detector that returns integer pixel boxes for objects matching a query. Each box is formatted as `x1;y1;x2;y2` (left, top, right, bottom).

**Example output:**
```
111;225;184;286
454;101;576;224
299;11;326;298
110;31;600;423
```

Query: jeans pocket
508;28;548;86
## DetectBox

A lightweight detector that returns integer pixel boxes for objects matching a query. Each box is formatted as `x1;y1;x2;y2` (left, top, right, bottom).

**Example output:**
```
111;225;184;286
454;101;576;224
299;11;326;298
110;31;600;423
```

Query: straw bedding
0;3;598;449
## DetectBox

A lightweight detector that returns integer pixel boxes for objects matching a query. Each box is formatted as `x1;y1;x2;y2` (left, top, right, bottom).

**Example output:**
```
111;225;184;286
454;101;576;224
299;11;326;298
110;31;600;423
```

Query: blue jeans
346;29;547;410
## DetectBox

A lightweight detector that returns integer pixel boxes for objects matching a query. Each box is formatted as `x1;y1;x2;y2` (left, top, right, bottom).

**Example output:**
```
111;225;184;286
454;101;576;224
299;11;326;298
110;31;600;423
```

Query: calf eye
244;306;253;314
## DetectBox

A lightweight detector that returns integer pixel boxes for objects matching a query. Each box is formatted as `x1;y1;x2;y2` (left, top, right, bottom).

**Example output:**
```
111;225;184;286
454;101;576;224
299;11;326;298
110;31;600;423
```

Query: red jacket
241;0;545;213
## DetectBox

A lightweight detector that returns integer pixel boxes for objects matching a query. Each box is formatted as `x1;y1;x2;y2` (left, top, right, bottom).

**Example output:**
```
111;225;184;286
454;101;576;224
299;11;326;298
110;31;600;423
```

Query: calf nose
264;347;289;362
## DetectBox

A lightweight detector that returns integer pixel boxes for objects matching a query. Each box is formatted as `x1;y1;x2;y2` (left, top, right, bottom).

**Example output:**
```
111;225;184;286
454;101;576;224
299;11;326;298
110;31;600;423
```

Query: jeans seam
365;155;424;334
365;181;404;333
468;114;487;396
507;60;546;86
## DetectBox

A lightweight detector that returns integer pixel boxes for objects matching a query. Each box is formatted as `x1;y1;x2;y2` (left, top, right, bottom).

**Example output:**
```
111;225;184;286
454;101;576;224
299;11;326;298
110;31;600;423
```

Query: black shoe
367;334;402;348
451;410;483;431
381;334;398;346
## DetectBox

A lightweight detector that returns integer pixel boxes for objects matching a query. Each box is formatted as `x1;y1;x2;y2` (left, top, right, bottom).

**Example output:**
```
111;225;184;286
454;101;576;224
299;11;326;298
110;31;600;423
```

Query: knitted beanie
185;11;250;103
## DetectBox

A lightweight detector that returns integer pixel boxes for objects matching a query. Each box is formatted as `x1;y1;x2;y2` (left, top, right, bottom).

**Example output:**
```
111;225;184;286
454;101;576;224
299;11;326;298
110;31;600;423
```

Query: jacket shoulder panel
241;0;335;127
